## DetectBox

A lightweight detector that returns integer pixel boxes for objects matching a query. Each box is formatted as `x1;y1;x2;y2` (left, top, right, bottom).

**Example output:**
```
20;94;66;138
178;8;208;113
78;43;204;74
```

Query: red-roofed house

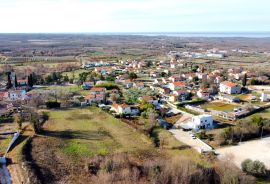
90;87;106;95
219;81;241;94
168;82;186;91
197;89;210;100
111;103;139;115
0;92;8;100
86;87;106;104
85;94;106;104
139;96;159;105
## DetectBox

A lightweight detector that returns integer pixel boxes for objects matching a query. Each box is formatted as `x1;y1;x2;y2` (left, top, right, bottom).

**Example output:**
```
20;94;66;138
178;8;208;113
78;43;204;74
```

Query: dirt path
216;136;270;169
7;163;25;184
6;124;34;184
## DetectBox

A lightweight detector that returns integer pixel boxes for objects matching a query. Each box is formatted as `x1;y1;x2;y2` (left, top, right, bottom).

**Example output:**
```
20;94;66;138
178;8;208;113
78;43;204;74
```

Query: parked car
190;134;196;139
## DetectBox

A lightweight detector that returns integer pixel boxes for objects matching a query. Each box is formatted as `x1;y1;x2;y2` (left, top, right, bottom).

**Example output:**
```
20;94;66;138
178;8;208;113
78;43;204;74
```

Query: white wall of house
189;115;213;131
119;107;131;114
8;90;26;101
130;108;139;115
220;84;241;94
197;91;209;100
261;93;268;102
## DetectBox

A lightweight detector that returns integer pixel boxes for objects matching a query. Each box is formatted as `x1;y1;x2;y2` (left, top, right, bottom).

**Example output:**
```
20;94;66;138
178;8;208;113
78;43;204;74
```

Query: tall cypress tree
6;72;12;89
14;75;18;88
28;74;34;87
242;73;247;87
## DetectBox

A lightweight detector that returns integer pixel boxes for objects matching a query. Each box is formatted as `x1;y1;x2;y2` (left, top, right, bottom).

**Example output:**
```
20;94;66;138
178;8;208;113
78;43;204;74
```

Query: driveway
216;137;270;169
169;129;212;153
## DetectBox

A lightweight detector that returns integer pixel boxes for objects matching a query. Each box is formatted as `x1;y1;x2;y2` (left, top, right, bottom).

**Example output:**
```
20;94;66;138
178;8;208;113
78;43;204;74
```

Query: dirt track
216;136;270;169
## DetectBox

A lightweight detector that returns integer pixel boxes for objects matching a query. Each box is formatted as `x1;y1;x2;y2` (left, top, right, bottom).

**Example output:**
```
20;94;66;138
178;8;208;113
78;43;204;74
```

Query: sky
0;0;270;33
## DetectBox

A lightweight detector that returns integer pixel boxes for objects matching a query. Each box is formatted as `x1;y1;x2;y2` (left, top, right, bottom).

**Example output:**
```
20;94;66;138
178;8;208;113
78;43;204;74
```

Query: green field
32;85;90;96
43;107;155;159
201;102;239;112
0;136;12;155
62;69;89;80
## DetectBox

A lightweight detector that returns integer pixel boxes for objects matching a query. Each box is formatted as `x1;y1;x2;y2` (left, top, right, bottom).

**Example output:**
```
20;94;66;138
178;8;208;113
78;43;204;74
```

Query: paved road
0;164;11;184
216;137;270;169
169;129;213;153
165;101;193;116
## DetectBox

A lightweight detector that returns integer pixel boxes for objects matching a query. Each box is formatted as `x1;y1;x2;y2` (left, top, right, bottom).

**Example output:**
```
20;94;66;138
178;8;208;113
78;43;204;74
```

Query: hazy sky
0;0;270;33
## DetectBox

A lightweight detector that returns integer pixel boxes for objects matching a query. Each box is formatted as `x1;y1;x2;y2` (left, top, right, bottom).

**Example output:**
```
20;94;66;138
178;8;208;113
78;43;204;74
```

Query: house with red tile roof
168;81;186;91
219;81;241;94
197;89;210;100
0;92;8;100
110;103;139;115
85;93;106;104
139;96;159;105
90;87;106;95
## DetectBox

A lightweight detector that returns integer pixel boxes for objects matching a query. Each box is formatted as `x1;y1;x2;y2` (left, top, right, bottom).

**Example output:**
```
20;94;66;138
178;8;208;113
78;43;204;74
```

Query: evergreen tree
242;73;247;87
6;72;12;89
63;75;69;82
14;75;18;88
28;74;34;87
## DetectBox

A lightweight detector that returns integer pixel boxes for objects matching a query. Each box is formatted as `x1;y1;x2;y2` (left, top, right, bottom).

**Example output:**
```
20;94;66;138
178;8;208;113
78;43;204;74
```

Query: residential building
219;81;241;94
168;82;186;91
111;103;139;115
139;96;159;105
186;115;213;131
197;89;210;100
261;93;268;102
6;90;27;101
85;94;106;104
90;87;106;95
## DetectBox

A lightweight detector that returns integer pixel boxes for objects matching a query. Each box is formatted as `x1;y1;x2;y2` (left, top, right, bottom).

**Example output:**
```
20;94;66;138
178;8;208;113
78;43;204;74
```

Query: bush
242;159;267;177
197;130;208;139
46;101;61;108
0;116;13;123
95;82;119;90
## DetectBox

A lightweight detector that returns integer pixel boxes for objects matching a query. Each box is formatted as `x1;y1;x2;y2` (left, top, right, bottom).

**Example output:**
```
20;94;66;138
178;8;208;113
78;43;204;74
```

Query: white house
111;103;131;115
111;103;139;115
197;89;210;100
261;93;268;102
219;81;241;94
185;114;213;132
7;90;27;101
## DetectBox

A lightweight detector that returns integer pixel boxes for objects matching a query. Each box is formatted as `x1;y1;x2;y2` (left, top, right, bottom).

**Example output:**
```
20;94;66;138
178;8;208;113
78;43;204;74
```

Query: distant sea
91;32;270;38
1;32;270;38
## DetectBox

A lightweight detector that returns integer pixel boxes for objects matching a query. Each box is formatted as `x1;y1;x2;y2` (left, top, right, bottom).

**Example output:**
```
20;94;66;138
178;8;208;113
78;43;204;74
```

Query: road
216;136;270;169
169;129;213;153
165;101;194;116
0;164;11;184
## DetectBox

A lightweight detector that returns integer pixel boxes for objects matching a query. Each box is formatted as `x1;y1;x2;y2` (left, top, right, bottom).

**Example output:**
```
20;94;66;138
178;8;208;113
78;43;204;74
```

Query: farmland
24;107;211;183
201;101;239;112
28;107;155;182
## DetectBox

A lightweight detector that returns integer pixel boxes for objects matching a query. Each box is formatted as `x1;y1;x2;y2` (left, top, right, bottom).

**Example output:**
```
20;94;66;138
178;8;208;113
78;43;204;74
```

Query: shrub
242;159;267;177
95;82;119;90
45;101;61;108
